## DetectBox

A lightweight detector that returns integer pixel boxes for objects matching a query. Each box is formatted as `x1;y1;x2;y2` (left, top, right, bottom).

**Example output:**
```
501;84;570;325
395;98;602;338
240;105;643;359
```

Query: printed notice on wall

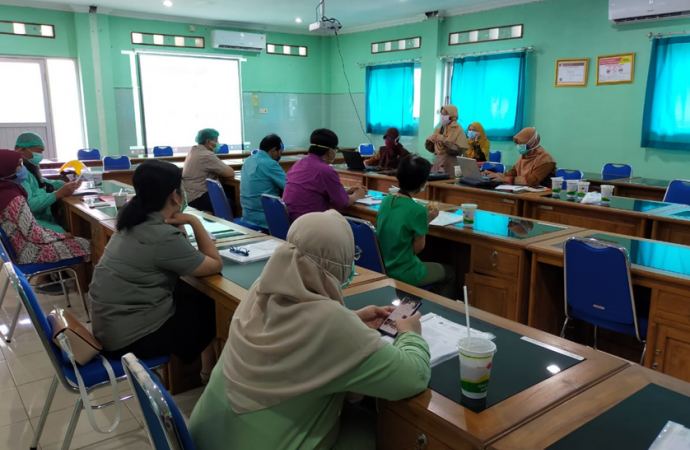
555;59;588;87
597;53;635;85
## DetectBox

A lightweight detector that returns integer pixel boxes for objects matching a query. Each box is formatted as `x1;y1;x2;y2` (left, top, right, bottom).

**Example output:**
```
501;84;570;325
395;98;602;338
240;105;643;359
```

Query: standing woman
486;127;556;187
424;105;468;175
466;122;490;162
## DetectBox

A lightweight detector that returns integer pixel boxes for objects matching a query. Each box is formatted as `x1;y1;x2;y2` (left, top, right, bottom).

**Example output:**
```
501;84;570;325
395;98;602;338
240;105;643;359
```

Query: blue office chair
0;228;88;341
664;180;690;205
205;179;263;232
261;194;291;240
556;168;584;190
123;353;195;450
489;151;502;163
77;148;101;161
481;163;505;174
602;163;632;180
562;237;647;364
281;142;285;151
103;156;132;171
346;217;386;274
3;262;169;450
153;146;173;157
359;144;375;157
218;144;230;155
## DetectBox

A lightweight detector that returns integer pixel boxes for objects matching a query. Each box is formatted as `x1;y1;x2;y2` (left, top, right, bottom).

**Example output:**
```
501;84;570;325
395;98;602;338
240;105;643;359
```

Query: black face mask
273;149;282;162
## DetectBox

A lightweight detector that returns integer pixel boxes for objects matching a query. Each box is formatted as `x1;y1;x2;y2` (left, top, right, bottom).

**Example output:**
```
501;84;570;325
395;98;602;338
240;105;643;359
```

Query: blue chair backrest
0;227;16;261
281;142;285;151
205;179;234;222
261;194;291;240
346;218;386;274
359;144;375;156
602;163;632;180
664;180;690;204
153;146;173;157
489;151;502;163
77;149;101;161
564;237;641;339
103;156;132;171
481;163;505;174
122;353;196;450
218;144;229;154
555;168;584;190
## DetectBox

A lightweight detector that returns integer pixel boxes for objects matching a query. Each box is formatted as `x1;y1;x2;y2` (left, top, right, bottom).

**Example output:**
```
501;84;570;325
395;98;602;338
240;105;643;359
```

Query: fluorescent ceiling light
294;18;303;23
163;0;173;7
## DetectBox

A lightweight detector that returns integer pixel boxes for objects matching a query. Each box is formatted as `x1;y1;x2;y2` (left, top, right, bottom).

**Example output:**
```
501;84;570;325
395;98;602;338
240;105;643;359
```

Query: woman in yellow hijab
466;122;490;162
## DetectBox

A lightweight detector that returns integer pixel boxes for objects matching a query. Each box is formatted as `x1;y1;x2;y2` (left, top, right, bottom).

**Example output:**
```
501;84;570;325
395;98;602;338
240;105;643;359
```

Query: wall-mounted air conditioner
610;0;690;24
211;30;266;52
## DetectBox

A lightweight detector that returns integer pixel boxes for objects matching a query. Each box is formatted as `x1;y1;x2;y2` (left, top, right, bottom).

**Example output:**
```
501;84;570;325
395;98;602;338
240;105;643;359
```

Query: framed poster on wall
554;58;589;87
596;53;635;85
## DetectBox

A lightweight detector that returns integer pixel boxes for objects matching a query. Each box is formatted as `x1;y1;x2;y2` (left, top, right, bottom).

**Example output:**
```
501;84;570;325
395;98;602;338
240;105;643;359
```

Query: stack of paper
430;211;464;227
495;185;526;192
356;197;383;206
219;240;281;264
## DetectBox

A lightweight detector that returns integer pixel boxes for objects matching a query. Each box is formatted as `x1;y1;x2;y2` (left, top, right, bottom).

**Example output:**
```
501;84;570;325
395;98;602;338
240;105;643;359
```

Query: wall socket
259;108;268;114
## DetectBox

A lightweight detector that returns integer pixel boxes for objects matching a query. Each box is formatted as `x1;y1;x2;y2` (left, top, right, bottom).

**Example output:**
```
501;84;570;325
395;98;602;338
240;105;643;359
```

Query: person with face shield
283;128;366;222
0;150;90;265
182;128;236;213
189;211;431;450
485;127;556;187
239;134;287;230
14;132;79;233
377;154;457;299
424;105;469;175
89;160;220;381
363;127;411;169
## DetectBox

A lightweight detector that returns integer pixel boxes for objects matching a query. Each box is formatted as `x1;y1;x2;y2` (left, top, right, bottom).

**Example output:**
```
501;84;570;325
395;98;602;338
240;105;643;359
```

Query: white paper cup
551;177;563;197
92;172;103;186
454;165;462;178
566;180;578;199
601;185;614;204
577;181;590;200
113;193;128;210
461;204;477;228
457;336;496;399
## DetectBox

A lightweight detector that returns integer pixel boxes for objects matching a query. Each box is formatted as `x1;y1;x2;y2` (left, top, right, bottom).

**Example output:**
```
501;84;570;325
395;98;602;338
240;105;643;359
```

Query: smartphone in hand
378;296;423;338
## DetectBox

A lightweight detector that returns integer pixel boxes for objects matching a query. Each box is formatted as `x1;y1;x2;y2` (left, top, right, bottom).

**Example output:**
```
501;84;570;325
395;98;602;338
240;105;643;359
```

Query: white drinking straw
463;285;471;339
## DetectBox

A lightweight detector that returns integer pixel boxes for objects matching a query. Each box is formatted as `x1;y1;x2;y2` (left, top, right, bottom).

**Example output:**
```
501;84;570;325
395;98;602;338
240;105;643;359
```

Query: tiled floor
0;273;205;450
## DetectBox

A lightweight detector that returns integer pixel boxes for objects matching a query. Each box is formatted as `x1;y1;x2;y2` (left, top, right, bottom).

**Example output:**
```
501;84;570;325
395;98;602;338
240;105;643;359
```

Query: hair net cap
195;128;220;144
15;132;45;148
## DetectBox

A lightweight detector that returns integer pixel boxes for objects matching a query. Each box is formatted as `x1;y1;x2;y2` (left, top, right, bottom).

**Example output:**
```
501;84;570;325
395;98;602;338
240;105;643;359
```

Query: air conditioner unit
610;0;690;24
211;30;265;52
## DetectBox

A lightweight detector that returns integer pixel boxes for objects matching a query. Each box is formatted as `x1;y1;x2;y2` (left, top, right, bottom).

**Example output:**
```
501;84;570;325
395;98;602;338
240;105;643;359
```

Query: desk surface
345;279;627;449
490;365;690;450
524;191;678;216
650;206;690;225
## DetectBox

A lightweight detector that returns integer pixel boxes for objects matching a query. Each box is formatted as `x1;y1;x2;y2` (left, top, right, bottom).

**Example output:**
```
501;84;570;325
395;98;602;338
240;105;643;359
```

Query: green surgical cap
195;128;219;144
15;132;45;148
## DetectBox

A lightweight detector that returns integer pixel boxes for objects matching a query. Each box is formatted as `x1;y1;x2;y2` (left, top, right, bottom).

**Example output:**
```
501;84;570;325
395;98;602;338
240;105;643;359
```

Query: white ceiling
3;0;547;34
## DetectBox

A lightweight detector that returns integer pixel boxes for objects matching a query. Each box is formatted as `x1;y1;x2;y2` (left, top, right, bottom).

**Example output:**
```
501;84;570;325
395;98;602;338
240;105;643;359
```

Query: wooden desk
490;365;690;450
527;230;690;381
333;166;431;201
430;180;546;217
522;192;680;238
651;206;690;246
344;279;627;450
582;173;669;201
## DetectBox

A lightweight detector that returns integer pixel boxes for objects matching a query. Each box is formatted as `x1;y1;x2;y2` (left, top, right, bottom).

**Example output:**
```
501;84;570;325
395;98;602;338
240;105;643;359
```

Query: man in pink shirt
283;129;366;222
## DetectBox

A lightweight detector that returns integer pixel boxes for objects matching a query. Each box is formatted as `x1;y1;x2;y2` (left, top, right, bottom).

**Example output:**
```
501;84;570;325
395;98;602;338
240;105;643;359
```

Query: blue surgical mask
11;166;28;185
516;144;529;155
467;131;478;140
28;152;44;166
212;142;221;154
341;262;356;288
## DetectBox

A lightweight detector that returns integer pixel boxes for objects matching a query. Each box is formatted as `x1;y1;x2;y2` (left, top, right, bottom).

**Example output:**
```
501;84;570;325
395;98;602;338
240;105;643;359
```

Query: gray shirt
90;213;206;351
182;145;230;202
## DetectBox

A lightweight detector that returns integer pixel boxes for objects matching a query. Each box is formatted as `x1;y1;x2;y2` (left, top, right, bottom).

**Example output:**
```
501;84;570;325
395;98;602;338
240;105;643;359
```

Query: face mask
28;152;44;166
11;166;28;185
441;115;451;126
341;262;356;288
273;148;282;162
467;131;478;140
212;142;221;154
300;247;355;288
420;183;427;193
177;190;188;213
516;144;529;155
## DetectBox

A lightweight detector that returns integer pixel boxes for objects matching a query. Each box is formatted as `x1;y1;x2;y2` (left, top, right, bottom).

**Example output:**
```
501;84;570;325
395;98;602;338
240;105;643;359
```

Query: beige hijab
512;127;555;176
223;210;386;414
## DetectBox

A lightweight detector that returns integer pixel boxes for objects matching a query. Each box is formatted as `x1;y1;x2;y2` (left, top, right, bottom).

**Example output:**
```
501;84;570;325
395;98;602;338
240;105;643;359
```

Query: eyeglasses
354;246;362;261
228;246;249;256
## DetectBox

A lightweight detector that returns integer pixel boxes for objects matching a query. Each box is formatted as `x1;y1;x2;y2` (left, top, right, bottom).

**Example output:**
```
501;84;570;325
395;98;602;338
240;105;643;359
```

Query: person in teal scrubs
14;132;79;233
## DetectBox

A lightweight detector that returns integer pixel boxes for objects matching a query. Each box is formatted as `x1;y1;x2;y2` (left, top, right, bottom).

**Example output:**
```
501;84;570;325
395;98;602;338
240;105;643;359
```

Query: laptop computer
458;157;501;188
342;150;381;171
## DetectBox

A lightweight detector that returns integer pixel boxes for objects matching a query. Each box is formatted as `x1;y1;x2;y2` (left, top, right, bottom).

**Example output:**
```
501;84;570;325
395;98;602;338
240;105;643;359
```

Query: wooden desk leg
527;257;565;336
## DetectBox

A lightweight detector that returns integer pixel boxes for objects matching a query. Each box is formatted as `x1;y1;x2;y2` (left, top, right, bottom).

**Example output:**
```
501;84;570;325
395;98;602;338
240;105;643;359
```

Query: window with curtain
449;52;526;140
642;36;690;150
365;62;417;136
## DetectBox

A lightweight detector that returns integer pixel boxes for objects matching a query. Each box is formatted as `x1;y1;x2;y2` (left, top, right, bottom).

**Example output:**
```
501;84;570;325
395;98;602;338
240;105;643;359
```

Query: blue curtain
365;63;417;136
642;36;690;151
449;52;526;141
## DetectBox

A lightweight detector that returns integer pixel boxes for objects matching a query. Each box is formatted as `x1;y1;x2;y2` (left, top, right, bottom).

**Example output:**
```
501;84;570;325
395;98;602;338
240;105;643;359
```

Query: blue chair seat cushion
62;353;169;386
569;308;649;339
17;257;84;277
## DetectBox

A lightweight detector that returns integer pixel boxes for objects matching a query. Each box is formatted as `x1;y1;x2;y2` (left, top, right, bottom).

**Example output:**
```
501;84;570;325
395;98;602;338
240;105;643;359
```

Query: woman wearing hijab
14;132;80;233
425;105;469;175
466;122;490;162
486;127;556;187
189;211;431;450
0;150;90;265
363;127;411;169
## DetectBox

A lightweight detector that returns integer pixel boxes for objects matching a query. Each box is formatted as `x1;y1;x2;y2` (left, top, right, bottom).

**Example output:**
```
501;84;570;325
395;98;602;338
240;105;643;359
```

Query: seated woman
425;105;468;175
189;211;431;450
485;127;556;187
89;160;221;381
466;122;490;162
363;128;411;169
377;155;457;299
0;150;90;265
183;128;236;213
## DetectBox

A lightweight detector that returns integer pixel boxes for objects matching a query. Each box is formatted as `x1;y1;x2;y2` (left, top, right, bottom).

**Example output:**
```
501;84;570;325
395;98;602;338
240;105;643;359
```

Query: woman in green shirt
377;154;457;299
189;210;431;450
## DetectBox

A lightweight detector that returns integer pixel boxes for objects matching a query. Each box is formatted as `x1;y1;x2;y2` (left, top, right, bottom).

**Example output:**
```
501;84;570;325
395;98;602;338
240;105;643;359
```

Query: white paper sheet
356;197;383;206
430;211;464;227
495;184;525;192
648;421;690;450
220;240;281;264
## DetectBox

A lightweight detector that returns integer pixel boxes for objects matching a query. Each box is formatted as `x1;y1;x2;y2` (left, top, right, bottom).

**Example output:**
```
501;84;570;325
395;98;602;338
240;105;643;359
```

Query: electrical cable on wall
335;30;372;145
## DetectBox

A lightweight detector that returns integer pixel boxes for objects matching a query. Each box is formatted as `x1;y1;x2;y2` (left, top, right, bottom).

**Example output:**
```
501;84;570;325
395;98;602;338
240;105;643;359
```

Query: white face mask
441;114;451;126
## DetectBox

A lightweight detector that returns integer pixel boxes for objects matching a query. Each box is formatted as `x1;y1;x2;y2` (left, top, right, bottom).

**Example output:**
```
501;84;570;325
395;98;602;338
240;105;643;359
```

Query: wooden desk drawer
339;173;365;188
377;407;455;450
473;245;519;278
656;290;690;327
216;303;234;340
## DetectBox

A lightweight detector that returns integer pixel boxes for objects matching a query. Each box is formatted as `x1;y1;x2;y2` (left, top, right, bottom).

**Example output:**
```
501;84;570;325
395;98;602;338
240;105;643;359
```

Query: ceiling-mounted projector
310;0;342;33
